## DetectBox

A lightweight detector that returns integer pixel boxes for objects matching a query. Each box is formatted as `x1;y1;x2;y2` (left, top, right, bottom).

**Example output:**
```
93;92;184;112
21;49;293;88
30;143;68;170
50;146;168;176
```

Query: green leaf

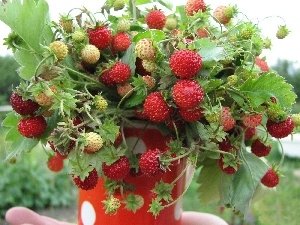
240;72;297;109
194;38;225;67
197;163;222;203
220;149;269;216
133;30;166;43
0;0;52;53
157;0;173;11
121;44;136;73
14;49;40;80
2;111;20;128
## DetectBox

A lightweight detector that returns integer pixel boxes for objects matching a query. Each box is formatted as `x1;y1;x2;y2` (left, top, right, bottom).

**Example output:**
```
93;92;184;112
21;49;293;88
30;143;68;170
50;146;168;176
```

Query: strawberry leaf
0;0;52;53
219;148;268;216
240;72;297;109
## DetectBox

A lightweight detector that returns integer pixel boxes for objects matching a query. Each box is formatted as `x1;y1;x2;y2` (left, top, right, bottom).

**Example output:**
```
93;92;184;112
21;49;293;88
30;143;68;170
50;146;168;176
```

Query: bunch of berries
2;0;298;218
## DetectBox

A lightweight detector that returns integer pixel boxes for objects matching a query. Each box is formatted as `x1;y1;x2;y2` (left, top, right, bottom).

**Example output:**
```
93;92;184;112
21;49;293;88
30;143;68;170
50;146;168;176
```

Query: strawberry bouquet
1;0;299;219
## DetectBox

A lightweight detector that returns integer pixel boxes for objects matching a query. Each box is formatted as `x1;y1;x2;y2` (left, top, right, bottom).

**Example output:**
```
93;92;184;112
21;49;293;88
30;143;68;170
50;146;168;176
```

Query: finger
182;211;229;225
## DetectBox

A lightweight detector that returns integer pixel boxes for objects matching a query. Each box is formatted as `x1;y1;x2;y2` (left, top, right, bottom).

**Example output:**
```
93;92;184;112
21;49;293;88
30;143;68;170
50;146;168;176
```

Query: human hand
6;207;228;225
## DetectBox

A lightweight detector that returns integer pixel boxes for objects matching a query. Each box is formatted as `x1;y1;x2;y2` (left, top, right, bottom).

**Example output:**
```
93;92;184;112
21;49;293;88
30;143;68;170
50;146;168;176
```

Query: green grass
183;145;300;225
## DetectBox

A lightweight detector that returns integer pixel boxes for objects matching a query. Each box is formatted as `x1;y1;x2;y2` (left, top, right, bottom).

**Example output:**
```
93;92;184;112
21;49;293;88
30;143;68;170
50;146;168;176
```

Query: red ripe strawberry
244;126;258;141
18;115;47;138
172;79;204;109
169;49;202;79
197;27;209;38
47;153;64;172
111;32;131;52
251;139;272;157
10;92;40;116
185;0;207;16
266;116;294;138
255;57;269;72
146;9;166;30
73;168;99;190
218;156;239;174
179;107;204;122
143;92;172;123
218;137;236;152
99;68;115;87
139;148;162;176
102;156;130;180
221;106;236;131
109;61;131;83
88;25;112;50
242;113;263;128
261;168;279;188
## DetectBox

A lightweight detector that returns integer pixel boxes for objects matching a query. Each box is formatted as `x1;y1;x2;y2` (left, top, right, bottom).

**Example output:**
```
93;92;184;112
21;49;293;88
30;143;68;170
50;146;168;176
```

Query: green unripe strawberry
94;95;108;111
81;44;100;64
49;41;68;61
276;25;290;39
102;195;121;215
72;30;86;43
113;0;125;11
142;60;157;73
165;17;177;30
291;113;300;127
117;18;131;32
263;37;272;49
226;75;238;86
59;15;73;33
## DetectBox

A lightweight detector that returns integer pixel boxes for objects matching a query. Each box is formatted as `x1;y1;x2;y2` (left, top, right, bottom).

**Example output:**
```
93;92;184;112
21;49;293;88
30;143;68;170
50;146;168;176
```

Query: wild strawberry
49;41;68;61
146;9;166;30
185;0;207;16
169;49;202;79
142;75;156;90
34;86;57;107
135;38;156;61
113;0;125;11
266;116;294;138
135;57;151;76
143;92;172;123
226;75;238;86
117;82;133;97
242;113;263;128
218;155;239;174
276;25;289;39
142;60;157;73
263;37;272;49
139;148;162;176
255;57;269;72
218;137;236;152
59;15;73;33
179;107;204;122
73;168;99;190
72;30;86;43
94;95;108;111
88;25;112;50
251;138;271;157
109;61;131;83
84;132;103;153
291;113;300;127
102;156;131;180
18;115;47;138
47;153;64;172
10;92;39;116
243;126;258;141
134;106;149;120
112;32;131;52
197;27;209;38
165;17;177;30
172;79;204;109
102;195;121;215
221;106;236;131
99;68;115;87
261;168;279;188
117;18;131;32
213;5;233;25
80;44;100;64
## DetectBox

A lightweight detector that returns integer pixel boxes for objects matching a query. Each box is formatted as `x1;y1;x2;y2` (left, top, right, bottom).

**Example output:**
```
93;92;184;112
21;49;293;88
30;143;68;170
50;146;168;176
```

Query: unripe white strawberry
142;75;156;91
81;44;100;64
117;18;131;32
142;60;157;73
94;95;108;111
34;86;57;107
72;30;86;43
49;41;68;61
84;132;103;153
135;38;155;60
